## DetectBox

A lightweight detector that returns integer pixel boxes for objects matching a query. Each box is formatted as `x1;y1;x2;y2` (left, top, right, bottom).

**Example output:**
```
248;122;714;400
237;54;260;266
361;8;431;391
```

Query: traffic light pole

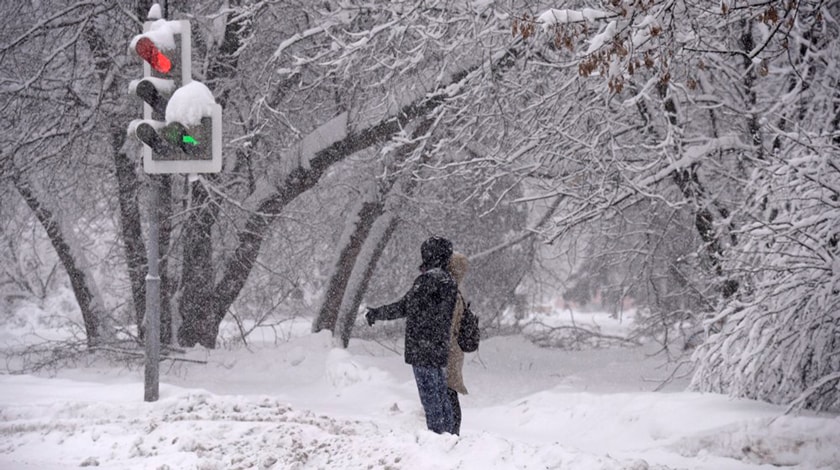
144;177;161;402
133;10;221;401
140;11;165;402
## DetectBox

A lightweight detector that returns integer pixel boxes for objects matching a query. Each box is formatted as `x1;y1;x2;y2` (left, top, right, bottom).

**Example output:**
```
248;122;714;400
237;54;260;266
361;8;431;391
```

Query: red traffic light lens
135;37;172;74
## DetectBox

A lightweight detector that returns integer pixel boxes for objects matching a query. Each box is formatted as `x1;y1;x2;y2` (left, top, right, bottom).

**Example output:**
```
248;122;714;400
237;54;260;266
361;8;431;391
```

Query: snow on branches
691;150;840;412
517;1;805;94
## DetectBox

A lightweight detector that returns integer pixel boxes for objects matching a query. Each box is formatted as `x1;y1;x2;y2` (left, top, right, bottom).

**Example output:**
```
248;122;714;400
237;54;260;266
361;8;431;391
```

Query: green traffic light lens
182;135;198;145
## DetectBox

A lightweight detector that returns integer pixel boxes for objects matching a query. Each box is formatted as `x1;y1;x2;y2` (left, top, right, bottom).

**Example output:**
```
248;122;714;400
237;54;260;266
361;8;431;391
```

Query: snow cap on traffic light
165;81;217;126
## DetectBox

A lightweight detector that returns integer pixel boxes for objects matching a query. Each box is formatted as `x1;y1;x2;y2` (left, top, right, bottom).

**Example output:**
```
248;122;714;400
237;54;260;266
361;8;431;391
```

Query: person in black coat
365;237;458;434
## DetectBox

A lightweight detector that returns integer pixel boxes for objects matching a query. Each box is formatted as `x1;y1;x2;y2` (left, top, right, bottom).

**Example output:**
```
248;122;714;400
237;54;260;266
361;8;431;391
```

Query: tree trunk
312;197;387;333
172;1;249;348
158;175;174;345
176;180;220;348
12;174;112;346
320;117;435;342
336;214;399;347
739;19;763;159
112;124;147;338
657;83;738;299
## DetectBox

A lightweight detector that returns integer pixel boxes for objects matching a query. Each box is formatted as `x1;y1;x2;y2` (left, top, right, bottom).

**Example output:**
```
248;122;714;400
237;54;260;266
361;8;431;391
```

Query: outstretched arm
371;296;408;321
367;275;425;323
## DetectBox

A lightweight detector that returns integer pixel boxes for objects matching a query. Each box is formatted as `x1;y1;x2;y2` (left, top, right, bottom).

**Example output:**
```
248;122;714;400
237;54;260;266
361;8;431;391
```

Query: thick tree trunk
172;2;248;348
176;180;220;348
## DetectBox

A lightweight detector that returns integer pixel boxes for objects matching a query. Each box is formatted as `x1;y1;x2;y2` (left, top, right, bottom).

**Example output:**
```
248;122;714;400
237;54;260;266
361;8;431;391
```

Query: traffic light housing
129;19;222;173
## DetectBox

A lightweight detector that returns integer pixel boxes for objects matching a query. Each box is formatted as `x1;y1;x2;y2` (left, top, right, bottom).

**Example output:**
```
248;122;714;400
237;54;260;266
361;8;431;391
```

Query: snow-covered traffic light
133;80;221;166
128;19;222;174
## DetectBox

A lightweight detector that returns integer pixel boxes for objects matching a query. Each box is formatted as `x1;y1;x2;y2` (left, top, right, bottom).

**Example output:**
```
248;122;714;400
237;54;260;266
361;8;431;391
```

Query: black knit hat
419;237;453;271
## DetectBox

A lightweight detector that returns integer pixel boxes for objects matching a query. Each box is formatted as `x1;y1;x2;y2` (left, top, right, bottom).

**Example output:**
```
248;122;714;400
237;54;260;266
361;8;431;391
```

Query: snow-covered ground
1;297;839;469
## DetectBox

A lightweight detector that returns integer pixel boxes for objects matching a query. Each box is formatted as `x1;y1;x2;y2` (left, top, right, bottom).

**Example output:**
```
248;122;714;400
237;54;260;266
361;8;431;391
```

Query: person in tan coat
446;252;470;435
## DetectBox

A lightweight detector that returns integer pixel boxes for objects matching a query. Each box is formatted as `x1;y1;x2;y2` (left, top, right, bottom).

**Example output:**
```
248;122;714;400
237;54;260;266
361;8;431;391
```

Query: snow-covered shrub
692;152;840;412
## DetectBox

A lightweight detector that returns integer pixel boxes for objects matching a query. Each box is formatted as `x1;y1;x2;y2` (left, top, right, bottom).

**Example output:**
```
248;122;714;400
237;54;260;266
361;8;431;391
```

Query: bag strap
458;292;469;311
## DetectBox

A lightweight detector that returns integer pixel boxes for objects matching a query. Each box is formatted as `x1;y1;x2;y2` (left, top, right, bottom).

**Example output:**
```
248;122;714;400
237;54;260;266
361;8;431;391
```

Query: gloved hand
365;308;377;326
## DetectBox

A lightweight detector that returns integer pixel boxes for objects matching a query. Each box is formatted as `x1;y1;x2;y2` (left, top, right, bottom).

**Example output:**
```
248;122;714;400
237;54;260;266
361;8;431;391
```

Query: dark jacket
369;267;458;367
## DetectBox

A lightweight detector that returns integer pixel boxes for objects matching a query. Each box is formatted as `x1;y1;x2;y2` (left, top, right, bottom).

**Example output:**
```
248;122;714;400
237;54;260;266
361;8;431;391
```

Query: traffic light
129;19;222;173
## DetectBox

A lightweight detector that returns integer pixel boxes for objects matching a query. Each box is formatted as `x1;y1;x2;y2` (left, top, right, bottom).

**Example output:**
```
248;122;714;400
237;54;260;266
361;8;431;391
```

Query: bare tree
167;0;521;347
0;0;144;346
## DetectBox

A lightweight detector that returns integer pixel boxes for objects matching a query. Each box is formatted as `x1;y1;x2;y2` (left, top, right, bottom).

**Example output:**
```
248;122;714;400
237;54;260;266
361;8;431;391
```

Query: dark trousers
412;366;454;434
447;387;461;435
